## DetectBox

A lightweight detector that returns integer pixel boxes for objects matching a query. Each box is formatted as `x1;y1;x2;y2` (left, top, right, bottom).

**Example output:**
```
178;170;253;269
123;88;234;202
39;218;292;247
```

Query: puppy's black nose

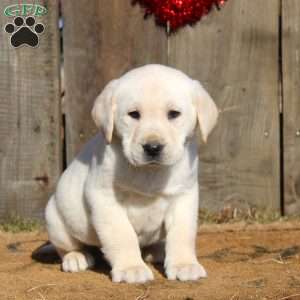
143;142;164;157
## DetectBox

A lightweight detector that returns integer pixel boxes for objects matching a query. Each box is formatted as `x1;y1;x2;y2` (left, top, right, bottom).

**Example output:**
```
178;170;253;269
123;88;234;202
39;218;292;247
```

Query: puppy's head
92;65;218;167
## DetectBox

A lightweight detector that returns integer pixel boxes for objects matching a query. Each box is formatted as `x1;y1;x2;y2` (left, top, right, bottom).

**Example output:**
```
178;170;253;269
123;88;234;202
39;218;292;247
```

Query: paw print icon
4;16;45;48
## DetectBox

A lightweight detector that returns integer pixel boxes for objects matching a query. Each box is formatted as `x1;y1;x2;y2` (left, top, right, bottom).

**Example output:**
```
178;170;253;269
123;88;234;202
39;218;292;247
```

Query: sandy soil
1;222;300;300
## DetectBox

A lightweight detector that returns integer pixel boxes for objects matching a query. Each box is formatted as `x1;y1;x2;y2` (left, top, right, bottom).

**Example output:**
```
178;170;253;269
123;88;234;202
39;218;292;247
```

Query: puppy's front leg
86;188;153;283
164;183;207;281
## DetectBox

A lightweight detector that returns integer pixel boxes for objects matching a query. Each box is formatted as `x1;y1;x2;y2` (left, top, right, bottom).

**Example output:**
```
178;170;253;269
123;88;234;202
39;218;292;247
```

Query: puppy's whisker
219;106;240;114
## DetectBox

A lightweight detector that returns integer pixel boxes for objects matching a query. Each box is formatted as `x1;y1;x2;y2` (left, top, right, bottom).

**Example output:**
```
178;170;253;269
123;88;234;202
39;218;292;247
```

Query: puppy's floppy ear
91;79;119;144
193;80;219;143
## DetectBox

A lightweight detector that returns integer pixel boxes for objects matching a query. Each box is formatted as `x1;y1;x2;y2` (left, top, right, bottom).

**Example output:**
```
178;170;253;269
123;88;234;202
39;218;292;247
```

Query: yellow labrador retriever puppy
45;64;218;283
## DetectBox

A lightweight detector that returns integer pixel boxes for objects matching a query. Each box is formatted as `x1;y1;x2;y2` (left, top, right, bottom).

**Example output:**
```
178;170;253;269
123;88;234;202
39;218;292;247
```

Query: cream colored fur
45;64;218;283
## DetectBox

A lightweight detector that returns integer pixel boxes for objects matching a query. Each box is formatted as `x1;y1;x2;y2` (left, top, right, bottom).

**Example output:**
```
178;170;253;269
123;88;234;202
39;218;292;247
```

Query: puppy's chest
120;193;169;245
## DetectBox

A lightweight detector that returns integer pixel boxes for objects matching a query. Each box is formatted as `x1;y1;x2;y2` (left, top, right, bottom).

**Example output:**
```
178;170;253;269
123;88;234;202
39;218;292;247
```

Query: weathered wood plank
63;0;167;162
282;0;300;214
169;0;280;213
0;1;61;219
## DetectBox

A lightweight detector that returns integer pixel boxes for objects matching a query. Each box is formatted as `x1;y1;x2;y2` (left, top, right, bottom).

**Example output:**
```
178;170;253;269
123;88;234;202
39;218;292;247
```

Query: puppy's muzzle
142;142;164;158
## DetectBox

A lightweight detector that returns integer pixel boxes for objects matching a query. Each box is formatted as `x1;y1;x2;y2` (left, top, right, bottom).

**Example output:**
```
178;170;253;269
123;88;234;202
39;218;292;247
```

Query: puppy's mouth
129;157;165;168
146;160;162;166
140;158;163;167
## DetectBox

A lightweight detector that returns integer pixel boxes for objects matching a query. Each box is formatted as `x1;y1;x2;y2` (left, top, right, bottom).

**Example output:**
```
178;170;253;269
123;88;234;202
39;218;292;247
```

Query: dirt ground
1;222;300;300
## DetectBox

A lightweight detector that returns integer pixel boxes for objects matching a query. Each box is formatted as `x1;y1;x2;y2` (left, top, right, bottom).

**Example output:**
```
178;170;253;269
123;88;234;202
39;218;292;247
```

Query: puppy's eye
128;110;141;120
168;110;181;120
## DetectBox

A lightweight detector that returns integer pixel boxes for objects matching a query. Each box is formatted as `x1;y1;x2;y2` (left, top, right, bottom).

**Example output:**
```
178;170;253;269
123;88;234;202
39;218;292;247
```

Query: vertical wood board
0;0;61;219
169;0;280;212
282;0;300;214
63;0;168;162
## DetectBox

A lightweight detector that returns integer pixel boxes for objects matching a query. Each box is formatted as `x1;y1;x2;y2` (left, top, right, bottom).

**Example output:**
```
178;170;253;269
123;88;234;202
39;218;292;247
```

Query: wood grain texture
169;0;280;212
282;0;300;214
0;1;61;219
63;0;167;162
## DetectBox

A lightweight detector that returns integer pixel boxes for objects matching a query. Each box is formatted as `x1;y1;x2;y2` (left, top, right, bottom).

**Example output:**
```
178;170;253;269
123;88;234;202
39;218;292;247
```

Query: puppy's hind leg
45;196;95;272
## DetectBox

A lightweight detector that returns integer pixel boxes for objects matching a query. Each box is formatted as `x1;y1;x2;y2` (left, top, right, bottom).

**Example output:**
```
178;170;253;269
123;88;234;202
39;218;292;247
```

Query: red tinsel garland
134;0;227;31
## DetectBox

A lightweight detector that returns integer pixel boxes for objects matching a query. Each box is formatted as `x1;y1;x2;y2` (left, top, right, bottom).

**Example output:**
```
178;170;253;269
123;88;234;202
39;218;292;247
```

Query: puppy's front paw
112;263;154;283
166;262;207;281
62;251;95;272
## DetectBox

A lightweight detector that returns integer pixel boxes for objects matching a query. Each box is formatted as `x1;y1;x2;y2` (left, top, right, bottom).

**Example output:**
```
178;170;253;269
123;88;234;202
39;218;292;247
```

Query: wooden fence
0;0;299;219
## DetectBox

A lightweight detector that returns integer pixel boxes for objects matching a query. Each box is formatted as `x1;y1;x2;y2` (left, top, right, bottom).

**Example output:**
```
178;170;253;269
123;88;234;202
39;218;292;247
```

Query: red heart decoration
134;0;227;31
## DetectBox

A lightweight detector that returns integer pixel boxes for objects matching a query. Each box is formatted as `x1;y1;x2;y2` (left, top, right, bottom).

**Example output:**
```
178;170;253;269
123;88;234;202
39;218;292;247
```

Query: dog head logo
3;4;47;48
